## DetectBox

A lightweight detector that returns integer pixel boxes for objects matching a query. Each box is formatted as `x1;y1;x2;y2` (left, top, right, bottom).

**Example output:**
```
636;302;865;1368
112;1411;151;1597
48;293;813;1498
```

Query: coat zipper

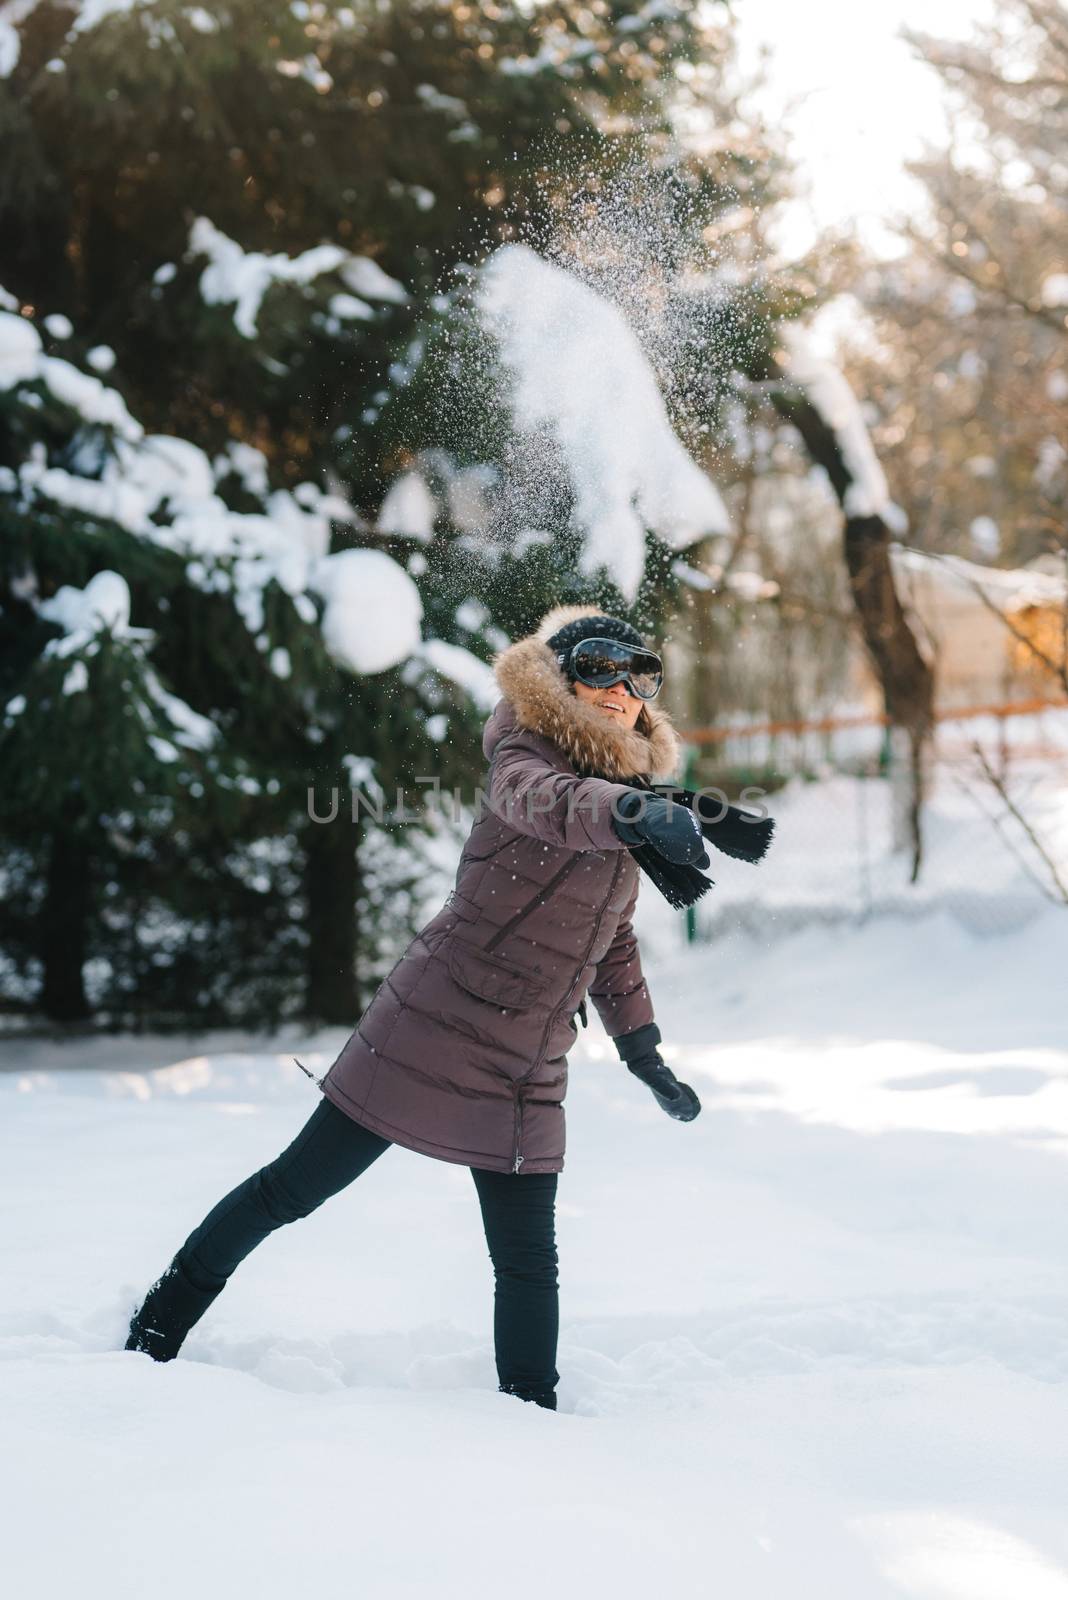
511;1087;525;1172
484;854;581;952
509;852;626;1174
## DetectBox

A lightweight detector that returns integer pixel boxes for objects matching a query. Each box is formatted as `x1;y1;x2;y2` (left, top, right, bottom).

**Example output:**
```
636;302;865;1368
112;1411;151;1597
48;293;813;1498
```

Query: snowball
86;345;116;372
309;548;423;674
44;314;73;340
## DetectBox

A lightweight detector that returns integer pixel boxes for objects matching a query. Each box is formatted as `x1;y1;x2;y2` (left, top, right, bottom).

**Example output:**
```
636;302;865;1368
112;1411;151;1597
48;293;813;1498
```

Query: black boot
500;1381;557;1411
125;1254;224;1362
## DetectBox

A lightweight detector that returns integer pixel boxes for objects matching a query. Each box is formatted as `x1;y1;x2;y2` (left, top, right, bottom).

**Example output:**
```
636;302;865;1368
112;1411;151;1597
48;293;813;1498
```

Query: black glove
612;790;710;869
615;1023;701;1123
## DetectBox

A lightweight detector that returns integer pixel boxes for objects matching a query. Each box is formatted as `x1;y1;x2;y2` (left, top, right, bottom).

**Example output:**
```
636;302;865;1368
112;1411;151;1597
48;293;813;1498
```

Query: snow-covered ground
3;903;1068;1598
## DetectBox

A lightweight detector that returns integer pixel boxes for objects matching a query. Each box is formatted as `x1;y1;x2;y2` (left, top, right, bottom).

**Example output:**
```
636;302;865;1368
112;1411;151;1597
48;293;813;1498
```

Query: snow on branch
778;323;892;521
0;311;142;438
187;217;408;340
28;568;218;754
2;309;428;678
478;244;729;602
0;1;35;77
38;570;144;658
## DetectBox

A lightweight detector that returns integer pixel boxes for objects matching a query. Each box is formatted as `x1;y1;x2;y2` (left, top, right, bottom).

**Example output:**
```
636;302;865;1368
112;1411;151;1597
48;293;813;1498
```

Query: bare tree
771;390;933;874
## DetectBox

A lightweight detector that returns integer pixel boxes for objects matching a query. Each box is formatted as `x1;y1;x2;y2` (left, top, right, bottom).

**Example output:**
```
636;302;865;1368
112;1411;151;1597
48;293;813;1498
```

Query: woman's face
572;676;643;730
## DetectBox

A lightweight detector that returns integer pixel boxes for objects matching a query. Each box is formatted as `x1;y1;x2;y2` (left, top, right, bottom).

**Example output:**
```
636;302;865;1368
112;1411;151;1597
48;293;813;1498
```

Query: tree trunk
769;390;935;880
689;534;722;729
304;813;362;1025
39;816;92;1022
842;513;934;879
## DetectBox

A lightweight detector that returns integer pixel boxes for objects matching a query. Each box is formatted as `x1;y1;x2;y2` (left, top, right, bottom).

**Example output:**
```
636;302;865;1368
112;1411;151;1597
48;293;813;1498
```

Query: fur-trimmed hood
488;603;681;782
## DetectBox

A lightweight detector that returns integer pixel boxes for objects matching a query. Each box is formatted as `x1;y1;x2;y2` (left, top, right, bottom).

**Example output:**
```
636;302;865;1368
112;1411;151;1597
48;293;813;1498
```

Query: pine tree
0;297;485;1022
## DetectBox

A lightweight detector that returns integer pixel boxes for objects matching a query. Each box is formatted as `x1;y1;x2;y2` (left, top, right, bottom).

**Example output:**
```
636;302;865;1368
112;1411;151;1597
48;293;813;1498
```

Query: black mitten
615;1023;702;1123
612;791;710;869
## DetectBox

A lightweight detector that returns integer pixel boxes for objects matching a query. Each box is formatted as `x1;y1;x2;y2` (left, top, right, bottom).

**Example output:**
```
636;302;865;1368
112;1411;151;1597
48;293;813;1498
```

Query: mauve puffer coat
319;603;682;1174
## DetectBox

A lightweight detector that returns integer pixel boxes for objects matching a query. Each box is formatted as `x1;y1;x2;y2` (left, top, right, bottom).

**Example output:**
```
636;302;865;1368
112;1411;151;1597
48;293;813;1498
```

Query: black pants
176;1098;560;1407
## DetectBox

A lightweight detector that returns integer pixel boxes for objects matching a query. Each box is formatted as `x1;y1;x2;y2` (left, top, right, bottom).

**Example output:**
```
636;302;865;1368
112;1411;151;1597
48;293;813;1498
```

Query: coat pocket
447;941;548;1010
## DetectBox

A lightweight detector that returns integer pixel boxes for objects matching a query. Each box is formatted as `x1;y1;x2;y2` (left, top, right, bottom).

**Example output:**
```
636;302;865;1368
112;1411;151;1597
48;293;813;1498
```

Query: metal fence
677;699;1068;941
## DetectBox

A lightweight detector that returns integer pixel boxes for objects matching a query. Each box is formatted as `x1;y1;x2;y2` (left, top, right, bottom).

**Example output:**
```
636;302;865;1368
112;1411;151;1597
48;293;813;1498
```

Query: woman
124;604;719;1412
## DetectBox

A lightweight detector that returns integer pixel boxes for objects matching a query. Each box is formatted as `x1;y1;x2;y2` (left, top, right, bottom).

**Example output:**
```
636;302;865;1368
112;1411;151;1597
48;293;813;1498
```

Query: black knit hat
546;613;647;678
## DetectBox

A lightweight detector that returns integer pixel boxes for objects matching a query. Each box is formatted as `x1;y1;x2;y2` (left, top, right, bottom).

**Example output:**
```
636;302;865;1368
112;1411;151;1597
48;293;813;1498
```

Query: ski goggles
559;636;664;701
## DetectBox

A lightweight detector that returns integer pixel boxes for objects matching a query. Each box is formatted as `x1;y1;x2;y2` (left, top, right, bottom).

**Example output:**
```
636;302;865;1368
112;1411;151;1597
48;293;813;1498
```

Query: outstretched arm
486;726;638;852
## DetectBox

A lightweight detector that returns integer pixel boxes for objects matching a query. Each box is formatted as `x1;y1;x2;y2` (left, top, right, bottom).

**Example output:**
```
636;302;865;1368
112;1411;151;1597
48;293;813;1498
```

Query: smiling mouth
598;700;624;714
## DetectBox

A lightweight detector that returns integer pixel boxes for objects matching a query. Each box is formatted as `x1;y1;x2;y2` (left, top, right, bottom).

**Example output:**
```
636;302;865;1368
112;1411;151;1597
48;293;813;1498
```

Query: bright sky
733;0;996;259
